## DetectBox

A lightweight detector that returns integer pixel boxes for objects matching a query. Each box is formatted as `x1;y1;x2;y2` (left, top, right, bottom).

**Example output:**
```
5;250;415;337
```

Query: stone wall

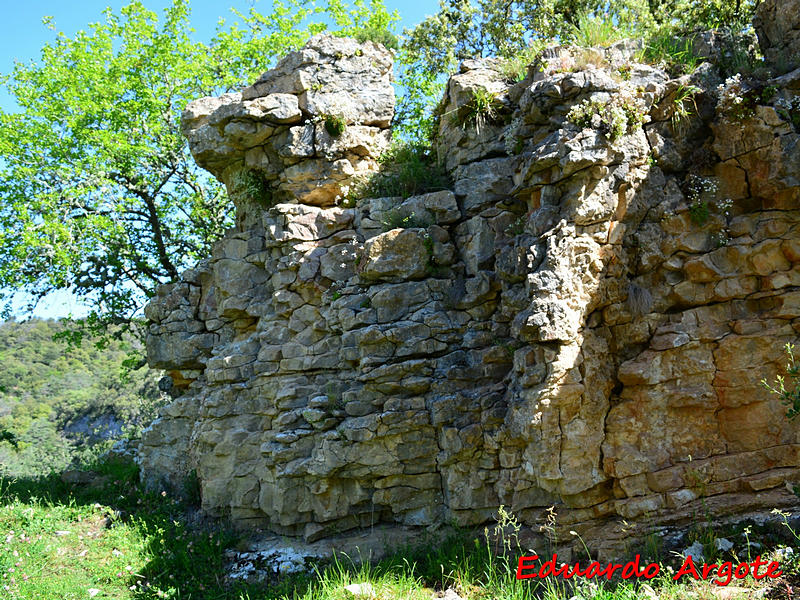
138;21;800;558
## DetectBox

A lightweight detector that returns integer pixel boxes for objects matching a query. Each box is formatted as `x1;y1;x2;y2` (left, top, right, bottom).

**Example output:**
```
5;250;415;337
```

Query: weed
617;64;632;81
684;175;718;226
458;87;505;134
571;47;608;71
567;90;649;142
710;230;729;247
499;41;547;83
763;342;800;420
359;297;371;309
323;114;347;137
505;214;526;236
689;201;710;226
670;84;700;134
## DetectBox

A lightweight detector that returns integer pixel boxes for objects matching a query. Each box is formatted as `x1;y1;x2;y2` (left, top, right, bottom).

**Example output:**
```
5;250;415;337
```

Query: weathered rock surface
181;33;393;218
139;9;800;560
754;0;800;72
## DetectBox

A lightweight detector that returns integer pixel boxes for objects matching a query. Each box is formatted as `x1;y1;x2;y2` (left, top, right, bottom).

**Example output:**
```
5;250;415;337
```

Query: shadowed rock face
139;13;800;558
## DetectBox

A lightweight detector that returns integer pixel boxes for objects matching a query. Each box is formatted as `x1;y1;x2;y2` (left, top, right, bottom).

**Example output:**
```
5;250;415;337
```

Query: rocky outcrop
754;0;800;72
139;21;800;558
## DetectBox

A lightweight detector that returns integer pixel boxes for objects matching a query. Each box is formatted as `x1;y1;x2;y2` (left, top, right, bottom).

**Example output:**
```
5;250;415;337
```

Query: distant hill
0;318;160;476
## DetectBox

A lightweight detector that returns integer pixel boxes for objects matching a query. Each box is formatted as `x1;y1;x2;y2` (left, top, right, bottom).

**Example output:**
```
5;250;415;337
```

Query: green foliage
395;0;759;140
452;87;507;133
499;41;548;82
0;318;160;478
323;113;347;137
351;142;452;199
763;342;800;421
0;464;795;599
670;84;700;133
0;0;398;346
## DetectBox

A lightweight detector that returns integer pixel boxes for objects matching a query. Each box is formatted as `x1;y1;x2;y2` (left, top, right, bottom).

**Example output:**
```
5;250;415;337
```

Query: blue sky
1;0;438;319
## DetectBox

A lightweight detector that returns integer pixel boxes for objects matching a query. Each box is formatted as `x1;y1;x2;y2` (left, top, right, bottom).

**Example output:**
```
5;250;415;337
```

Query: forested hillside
0;318;160;477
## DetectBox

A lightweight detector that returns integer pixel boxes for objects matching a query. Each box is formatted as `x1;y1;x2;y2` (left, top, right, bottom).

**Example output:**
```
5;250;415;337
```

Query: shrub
353;26;399;51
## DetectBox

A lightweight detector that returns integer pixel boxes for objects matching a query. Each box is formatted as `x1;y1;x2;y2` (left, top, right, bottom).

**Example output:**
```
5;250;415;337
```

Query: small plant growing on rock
775;94;800;132
380;210;430;231
231;169;273;208
352;27;399;52
638;31;701;75
323;113;347;137
458;88;505;133
671;84;701;134
567;90;649;142
499;41;547;83
763;342;800;420
689;200;710;226
685;175;718;226
568;13;629;48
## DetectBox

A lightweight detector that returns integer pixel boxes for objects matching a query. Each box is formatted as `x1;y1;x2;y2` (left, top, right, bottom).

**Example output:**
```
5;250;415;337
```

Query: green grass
0;458;797;599
567;13;631;48
348;142;451;200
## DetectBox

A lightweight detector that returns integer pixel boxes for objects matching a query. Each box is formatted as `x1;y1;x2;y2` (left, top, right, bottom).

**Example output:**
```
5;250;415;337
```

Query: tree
0;0;397;350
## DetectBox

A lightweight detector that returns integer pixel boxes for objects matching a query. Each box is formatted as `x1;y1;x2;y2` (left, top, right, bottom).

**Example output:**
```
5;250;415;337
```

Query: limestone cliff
139;7;800;558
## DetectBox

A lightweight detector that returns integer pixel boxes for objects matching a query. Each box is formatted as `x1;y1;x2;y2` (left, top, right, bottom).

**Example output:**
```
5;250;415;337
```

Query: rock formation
139;15;800;558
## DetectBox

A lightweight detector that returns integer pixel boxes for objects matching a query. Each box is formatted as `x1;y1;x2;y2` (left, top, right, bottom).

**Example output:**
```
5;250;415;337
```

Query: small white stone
344;582;376;597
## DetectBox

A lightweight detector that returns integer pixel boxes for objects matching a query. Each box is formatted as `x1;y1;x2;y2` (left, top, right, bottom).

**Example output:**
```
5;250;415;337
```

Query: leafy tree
0;0;397;348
